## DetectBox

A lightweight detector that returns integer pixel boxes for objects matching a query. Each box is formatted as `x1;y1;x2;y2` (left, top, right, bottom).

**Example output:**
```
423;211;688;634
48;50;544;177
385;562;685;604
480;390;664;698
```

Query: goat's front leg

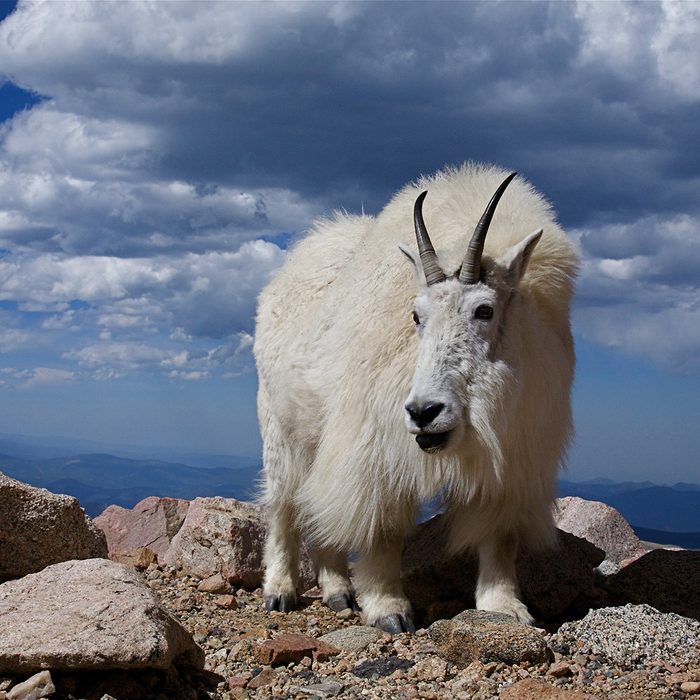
354;537;415;633
263;503;301;612
476;531;533;625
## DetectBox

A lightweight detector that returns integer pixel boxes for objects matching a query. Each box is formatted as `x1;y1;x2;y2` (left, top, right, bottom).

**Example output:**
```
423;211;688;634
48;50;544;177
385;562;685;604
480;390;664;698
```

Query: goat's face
404;277;502;452
400;176;542;454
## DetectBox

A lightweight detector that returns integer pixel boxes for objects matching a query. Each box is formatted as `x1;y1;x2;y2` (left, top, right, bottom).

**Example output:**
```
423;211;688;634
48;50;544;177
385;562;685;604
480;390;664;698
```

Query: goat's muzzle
415;431;450;453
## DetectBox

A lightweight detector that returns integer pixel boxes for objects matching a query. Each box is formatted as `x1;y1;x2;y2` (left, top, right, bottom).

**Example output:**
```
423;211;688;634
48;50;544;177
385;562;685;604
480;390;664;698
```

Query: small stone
197;573;229;594
547;661;573;678
247;667;275;689
227;674;252;689
214;595;239;609
7;671;55;700
408;657;448;681
662;661;683;674
295;681;345;697
336;608;354;620
319;626;384;653
501;678;597;699
257;633;339;666
242;627;270;639
681;682;700;695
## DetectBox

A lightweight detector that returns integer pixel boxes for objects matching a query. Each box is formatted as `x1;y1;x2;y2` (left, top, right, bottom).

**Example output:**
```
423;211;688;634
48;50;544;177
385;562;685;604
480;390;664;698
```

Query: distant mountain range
558;479;700;549
0;431;698;548
0;451;261;517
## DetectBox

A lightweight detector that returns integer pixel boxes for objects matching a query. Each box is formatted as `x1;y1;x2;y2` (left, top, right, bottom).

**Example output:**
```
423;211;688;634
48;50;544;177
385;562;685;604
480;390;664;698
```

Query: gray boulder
162;497;316;591
555;496;648;567
0;472;107;582
554;603;700;670
0;558;204;674
402;514;604;624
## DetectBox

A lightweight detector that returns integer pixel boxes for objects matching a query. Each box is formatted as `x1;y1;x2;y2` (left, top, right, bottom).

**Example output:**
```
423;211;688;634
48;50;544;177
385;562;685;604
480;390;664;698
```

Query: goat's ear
398;244;424;284
499;228;542;286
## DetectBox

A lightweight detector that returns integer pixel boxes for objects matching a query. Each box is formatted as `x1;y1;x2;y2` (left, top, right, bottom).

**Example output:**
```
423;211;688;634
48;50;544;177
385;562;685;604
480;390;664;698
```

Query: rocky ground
153;565;700;700
11;562;695;700
2;480;699;700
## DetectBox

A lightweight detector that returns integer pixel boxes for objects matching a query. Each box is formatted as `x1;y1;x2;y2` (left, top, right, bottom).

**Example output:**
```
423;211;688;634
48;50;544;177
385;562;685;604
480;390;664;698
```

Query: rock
214;595;239;609
554;603;700;670
429;610;551;666
501;678;596;699
0;559;204;673
113;547;158;571
319;626;384;652
546;661;573;678
335;608;354;620
94;496;190;560
403;514;604;623
294;681;345;697
256;633;339;666
162;497;315;590
6;671;55;700
681;681;700;695
604;549;700;620
555;497;648;566
197;573;230;593
0;472;107;581
247;667;276;689
227;674;251;689
408;657;448;681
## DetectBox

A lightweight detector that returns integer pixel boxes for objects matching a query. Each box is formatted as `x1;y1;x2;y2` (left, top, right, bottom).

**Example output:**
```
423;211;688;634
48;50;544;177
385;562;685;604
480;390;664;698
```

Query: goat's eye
474;305;494;320
412;311;420;325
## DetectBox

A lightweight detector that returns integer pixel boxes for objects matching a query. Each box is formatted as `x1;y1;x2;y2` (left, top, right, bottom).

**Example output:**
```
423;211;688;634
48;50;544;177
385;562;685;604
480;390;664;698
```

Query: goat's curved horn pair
413;172;518;286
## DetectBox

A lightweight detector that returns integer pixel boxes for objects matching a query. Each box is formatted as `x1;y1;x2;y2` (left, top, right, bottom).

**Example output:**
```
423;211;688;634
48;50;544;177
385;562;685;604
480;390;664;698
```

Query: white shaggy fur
254;163;578;629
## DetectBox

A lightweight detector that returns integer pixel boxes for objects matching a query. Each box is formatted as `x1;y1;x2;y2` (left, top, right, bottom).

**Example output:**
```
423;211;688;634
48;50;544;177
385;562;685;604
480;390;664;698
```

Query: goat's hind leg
314;546;358;612
260;395;302;613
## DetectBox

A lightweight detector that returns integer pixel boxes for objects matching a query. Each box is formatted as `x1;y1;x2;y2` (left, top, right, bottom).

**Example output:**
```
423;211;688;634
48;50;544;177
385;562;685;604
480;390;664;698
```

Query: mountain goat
254;163;577;632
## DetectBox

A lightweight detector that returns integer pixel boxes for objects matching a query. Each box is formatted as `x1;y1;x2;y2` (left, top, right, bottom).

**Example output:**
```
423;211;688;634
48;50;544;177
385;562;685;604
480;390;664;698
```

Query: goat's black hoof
325;593;360;613
264;592;296;612
375;612;415;634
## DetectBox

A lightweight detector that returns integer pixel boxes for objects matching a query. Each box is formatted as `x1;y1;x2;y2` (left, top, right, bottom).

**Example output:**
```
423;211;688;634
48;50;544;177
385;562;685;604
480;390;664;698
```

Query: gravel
2;566;699;699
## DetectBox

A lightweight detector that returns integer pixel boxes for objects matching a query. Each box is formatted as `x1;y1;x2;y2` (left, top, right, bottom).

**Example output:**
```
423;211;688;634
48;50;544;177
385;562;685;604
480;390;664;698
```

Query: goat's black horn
459;172;517;284
414;191;446;286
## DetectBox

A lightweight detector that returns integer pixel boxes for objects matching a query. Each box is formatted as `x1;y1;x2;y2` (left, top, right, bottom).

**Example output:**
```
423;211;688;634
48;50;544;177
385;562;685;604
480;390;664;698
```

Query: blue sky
0;1;698;482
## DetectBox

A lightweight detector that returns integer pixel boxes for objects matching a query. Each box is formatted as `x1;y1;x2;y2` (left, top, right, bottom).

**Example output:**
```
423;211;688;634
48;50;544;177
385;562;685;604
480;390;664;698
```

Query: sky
0;0;698;482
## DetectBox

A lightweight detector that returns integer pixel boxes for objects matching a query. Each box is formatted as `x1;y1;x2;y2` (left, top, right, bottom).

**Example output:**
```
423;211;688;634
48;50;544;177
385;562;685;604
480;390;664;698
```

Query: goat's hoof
375;612;415;634
325;593;360;613
264;592;296;612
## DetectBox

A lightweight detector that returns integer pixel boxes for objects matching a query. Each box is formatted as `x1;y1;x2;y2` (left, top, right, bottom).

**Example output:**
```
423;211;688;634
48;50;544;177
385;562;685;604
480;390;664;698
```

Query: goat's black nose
405;401;445;428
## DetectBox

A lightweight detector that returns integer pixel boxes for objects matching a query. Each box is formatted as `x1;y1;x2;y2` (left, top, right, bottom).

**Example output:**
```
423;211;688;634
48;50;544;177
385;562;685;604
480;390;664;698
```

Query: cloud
573;212;700;369
0;327;33;351
21;366;75;388
0;0;698;376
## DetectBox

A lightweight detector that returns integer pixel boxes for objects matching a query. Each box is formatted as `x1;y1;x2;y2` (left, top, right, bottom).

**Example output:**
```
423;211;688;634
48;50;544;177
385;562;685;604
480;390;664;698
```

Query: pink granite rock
94;496;190;560
555;496;648;565
162;497;315;591
0;558;204;673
